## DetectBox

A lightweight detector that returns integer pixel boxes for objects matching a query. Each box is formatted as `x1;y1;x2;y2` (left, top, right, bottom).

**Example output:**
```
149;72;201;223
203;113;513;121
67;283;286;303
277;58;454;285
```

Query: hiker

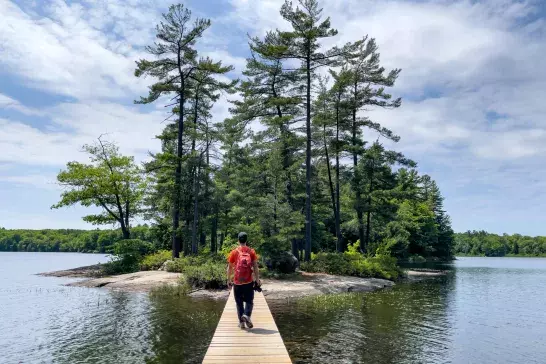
227;232;261;329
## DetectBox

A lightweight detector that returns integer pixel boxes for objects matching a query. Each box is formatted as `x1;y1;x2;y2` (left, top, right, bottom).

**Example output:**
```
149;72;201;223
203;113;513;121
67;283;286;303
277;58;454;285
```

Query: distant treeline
0;226;157;253
454;231;546;257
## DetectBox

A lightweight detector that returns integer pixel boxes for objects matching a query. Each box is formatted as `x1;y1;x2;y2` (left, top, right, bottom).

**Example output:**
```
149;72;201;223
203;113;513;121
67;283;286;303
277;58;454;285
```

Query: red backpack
235;247;253;283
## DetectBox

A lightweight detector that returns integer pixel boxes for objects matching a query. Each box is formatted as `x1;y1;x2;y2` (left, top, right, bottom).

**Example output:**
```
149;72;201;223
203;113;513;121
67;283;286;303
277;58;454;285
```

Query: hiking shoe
241;314;253;329
238;322;246;329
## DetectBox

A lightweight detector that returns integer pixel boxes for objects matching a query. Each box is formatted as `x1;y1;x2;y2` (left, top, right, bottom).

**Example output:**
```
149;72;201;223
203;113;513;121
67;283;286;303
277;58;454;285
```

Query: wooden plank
202;290;292;363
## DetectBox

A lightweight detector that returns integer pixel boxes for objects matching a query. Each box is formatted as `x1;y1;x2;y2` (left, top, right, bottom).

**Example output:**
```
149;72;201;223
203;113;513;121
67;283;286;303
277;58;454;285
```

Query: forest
454;231;546;257
0;226;153;253
5;1;458;278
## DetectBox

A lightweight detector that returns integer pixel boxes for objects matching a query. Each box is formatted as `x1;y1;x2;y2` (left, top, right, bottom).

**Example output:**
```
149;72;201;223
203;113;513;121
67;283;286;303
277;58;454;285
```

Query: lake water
1;254;545;363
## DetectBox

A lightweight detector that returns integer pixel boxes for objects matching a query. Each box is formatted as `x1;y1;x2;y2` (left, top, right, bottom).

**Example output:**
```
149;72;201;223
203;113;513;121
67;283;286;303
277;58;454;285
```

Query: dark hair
238;232;248;244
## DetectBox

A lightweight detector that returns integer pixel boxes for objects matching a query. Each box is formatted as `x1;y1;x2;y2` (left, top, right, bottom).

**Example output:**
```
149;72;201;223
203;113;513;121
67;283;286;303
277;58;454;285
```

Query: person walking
227;232;260;329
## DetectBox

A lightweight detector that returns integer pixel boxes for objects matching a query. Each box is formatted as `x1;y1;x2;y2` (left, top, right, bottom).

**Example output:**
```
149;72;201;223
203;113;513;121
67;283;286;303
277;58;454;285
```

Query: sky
0;0;545;235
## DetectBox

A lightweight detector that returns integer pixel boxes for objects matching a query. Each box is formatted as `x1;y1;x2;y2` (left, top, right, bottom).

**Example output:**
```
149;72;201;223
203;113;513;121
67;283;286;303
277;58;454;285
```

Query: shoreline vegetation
38;263;445;299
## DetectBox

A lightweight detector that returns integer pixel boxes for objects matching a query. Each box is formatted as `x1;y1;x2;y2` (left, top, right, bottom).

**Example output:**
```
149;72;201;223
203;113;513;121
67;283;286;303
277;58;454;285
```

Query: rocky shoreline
39;265;446;300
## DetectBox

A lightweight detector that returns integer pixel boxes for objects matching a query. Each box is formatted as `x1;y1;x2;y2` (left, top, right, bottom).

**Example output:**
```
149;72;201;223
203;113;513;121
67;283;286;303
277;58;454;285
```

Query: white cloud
0;101;163;167
0;0;154;100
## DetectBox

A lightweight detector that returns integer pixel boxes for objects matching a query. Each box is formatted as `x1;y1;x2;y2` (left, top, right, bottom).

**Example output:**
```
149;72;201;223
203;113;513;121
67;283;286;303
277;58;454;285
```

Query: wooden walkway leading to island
202;290;292;364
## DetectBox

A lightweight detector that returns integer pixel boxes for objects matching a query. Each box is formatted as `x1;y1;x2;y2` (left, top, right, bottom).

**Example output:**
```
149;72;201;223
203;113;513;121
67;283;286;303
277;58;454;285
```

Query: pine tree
345;37;401;252
427;179;454;259
232;31;304;257
135;4;211;258
270;0;359;261
185;59;236;255
356;142;415;253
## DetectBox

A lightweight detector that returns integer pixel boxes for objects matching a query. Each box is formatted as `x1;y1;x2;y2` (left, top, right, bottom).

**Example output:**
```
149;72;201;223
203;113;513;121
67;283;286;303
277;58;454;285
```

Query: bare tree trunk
304;52;312;262
352;84;365;252
172;54;185;258
211;207;218;253
191;156;203;255
364;159;375;252
323;126;338;249
335;96;342;252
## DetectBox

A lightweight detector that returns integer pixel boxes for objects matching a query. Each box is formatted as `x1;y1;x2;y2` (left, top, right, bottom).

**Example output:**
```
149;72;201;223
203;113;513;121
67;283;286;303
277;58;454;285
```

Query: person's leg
243;283;254;317
240;283;255;328
233;285;244;323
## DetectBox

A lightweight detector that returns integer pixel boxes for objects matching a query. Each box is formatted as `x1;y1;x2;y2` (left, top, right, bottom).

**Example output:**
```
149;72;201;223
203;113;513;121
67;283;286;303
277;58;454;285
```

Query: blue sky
1;0;545;235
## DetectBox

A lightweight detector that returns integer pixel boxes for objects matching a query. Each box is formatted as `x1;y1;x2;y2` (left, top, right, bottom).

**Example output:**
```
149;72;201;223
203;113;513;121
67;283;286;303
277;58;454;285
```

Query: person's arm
227;263;233;289
253;260;260;285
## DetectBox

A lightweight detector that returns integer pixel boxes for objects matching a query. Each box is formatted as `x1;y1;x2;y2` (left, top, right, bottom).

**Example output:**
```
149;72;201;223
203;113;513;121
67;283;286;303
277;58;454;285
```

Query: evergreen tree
345;36;401;250
355;142;415;253
136;6;234;257
232;31;304;257
135;4;210;257
270;0;359;261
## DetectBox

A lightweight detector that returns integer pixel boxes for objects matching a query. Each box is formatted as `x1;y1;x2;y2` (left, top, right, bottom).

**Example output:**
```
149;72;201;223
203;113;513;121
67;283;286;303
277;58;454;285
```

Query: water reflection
270;276;456;364
49;291;224;364
144;293;223;364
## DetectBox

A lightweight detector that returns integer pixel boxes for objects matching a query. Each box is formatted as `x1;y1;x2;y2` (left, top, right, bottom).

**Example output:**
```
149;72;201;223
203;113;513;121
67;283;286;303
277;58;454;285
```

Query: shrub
265;251;298;273
162;254;228;290
113;239;155;256
102;255;140;275
165;254;225;273
102;239;156;275
220;242;239;258
183;262;227;289
140;250;172;271
299;251;400;280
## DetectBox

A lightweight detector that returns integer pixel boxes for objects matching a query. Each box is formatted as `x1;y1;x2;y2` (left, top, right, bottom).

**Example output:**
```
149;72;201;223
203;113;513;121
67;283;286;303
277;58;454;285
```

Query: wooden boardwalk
202;290;292;363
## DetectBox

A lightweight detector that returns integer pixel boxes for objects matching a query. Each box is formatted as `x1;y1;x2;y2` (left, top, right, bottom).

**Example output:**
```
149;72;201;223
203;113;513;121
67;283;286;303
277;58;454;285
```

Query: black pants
233;282;254;322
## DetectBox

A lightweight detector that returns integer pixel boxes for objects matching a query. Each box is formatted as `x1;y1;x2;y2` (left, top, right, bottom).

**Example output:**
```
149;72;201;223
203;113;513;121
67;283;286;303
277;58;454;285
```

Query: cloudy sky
1;0;545;235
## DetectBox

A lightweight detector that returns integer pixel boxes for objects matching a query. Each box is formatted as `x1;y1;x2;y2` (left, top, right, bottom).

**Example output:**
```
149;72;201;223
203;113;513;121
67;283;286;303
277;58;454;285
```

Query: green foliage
161;254;227;289
454;231;546;257
102;256;140;275
182;262;227;289
112;239;155;256
165;254;225;273
0;227;156;253
300;251;400;280
52;140;146;238
102;239;156;275
219;241;239;258
265;250;298;273
141;250;172;271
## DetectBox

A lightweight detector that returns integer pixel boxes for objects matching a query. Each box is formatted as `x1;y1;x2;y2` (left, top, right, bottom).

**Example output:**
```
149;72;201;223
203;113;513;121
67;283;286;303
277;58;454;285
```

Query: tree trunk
323;126;338;247
200;232;206;248
364;159;375;252
191;157;202;255
304;52;312;262
121;225;130;240
335;95;342;252
219;232;225;251
172;76;185;258
352;82;365;252
211;207;218;253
